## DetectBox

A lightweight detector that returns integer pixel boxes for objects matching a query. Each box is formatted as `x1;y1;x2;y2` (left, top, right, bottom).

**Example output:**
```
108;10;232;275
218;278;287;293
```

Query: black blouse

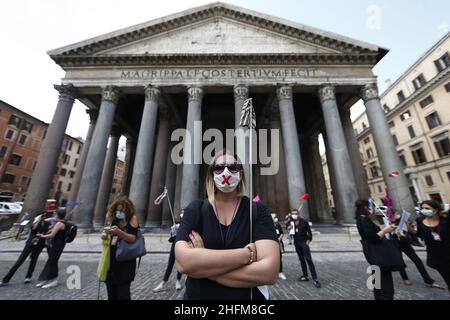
107;222;139;285
356;215;383;244
176;196;278;300
416;214;450;269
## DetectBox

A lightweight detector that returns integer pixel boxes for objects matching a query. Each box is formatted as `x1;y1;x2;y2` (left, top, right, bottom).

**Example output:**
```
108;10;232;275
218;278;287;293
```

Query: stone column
129;86;160;225
361;83;415;214
93;127;121;227
180;86;203;209
74;86;120;230
269;102;290;216
319;85;358;224
300;134;318;222
146;106;171;228
22;84;76;218
340;107;371;200
322;131;340;222
162;139;178;227
67;109;98;211
234;85;250;183
277;86;309;218
120;135;136;196
310;133;333;223
174;164;183;214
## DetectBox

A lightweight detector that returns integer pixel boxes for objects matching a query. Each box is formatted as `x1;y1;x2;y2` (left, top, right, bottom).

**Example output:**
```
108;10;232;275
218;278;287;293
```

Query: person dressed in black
409;200;450;293
35;209;67;289
175;152;279;300
292;209;321;288
392;211;442;288
101;197;139;300
356;200;398;300
0;212;51;286
153;209;184;292
272;213;286;280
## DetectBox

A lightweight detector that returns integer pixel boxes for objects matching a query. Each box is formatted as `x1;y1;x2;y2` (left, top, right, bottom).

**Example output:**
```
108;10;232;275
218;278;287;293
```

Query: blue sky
0;0;448;141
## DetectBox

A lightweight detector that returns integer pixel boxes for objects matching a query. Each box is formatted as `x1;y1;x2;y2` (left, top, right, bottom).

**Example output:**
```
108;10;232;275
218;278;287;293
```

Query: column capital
86;109;98;123
318;85;336;104
187;86;204;102
233;84;249;102
102;86;121;104
145;85;160;102
361;83;379;102
54;84;77;103
276;86;293;101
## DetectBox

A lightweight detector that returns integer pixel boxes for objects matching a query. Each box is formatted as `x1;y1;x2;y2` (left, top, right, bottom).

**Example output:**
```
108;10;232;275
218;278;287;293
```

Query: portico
20;2;415;230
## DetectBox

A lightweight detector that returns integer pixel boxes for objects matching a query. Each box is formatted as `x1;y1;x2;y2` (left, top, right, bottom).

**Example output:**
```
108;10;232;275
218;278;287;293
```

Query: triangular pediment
49;2;387;65
96;17;339;55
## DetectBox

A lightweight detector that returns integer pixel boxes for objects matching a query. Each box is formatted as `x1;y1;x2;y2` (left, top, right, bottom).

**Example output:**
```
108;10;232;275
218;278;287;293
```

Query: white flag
154;187;168;205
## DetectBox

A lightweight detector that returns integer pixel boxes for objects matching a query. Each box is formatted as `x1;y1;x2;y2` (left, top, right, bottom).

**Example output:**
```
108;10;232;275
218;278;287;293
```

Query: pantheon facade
21;3;415;230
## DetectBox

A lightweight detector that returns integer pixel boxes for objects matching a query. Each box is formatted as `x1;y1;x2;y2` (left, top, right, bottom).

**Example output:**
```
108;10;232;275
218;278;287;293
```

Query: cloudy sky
0;0;448;154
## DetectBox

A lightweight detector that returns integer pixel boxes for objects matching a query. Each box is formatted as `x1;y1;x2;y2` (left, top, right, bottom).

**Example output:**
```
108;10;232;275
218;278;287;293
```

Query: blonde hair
205;151;247;204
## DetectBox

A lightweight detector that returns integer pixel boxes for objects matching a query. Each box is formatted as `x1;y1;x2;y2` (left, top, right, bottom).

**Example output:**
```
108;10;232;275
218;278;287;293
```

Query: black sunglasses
212;163;243;174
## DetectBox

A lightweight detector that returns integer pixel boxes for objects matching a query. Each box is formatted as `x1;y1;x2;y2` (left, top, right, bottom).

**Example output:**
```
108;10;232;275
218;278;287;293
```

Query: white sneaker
0;281;9;287
24;278;31;284
278;272;287;280
175;280;182;291
152;281;167;293
42;279;58;289
36;281;47;287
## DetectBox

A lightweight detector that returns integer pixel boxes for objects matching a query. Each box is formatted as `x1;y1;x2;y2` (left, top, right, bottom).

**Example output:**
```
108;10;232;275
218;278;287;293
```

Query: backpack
64;221;78;243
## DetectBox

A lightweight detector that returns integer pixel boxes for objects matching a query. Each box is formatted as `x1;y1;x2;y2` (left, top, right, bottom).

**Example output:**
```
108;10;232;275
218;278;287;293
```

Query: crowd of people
0;150;449;301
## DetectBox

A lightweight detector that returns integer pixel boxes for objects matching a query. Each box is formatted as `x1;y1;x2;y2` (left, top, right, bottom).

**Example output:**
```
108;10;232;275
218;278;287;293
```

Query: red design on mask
222;175;231;185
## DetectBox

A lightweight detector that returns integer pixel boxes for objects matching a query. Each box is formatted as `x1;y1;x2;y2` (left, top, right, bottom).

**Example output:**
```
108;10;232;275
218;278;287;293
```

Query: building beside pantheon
21;2;416;230
352;33;450;206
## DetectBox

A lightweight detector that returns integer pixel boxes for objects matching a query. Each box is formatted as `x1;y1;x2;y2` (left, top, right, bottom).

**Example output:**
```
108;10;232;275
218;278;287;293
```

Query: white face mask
420;209;434;217
292;215;298;220
213;167;241;193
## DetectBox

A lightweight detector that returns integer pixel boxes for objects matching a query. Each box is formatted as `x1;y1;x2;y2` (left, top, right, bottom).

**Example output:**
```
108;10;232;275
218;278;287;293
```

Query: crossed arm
175;232;279;288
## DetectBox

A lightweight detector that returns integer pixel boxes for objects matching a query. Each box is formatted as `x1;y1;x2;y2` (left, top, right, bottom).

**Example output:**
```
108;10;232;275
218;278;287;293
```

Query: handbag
360;238;406;271
115;229;147;262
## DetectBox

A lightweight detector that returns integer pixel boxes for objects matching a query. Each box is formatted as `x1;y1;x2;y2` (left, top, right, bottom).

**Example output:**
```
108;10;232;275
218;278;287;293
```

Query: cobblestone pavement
0;250;448;300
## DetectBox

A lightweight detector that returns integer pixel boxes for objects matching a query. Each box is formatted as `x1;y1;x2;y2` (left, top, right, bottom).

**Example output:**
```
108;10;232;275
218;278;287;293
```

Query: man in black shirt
0;212;51;286
292;209;321;288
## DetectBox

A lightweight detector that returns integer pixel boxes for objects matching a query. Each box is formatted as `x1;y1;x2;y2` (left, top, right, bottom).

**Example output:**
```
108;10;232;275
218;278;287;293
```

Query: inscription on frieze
120;68;324;80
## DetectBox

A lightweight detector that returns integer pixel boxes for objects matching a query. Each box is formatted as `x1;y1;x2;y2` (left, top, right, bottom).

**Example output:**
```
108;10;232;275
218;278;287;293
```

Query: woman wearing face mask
175;152;279;300
408;200;450;292
153;209;184;293
101;197;139;300
355;200;399;300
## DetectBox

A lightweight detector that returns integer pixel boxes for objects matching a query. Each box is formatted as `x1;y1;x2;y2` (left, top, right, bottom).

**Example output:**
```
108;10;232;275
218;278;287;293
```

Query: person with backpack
175;151;279;300
153;209;184;292
35;209;67;289
0;211;51;287
101;197;139;300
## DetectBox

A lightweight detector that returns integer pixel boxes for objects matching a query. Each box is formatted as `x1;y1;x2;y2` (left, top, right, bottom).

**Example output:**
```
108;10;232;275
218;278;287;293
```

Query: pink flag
253;194;261;203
